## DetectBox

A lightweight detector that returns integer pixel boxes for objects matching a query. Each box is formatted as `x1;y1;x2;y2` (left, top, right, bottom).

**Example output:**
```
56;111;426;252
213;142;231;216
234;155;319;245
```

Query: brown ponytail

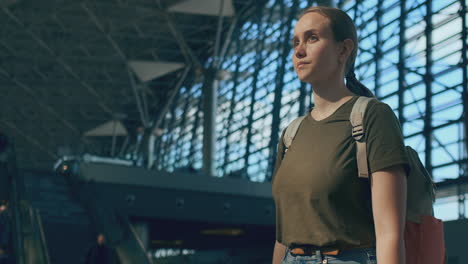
345;71;375;98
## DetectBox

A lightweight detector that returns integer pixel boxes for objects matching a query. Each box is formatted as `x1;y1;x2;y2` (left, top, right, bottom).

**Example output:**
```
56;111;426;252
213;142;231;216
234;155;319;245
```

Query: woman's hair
299;6;375;97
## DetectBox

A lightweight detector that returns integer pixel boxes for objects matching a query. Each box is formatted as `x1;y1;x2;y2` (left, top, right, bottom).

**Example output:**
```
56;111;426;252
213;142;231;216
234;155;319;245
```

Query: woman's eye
307;36;318;42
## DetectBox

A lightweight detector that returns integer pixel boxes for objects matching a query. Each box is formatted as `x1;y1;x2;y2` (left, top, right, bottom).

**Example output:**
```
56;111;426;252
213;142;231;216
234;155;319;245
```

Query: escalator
58;157;152;264
19;167;152;264
60;159;153;264
13;200;51;264
2;136;151;264
2;136;50;264
21;170;95;264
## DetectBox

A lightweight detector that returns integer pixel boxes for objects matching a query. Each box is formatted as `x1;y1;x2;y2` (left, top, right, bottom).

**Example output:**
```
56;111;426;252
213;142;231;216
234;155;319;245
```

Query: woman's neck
310;80;355;113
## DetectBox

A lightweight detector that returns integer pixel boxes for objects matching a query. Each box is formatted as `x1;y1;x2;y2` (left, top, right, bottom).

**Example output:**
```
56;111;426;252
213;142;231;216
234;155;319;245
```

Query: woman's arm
370;164;407;264
272;240;287;264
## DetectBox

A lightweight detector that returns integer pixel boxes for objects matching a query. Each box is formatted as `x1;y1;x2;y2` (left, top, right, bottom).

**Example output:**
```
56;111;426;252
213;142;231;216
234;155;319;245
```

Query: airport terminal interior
0;0;467;263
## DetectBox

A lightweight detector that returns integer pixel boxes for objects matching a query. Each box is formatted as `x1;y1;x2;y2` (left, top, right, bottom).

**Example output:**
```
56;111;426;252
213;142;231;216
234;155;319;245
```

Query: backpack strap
350;96;375;179
282;115;306;154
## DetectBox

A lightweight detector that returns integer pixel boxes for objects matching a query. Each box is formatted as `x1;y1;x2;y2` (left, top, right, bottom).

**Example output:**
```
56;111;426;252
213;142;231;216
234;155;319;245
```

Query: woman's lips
297;62;310;68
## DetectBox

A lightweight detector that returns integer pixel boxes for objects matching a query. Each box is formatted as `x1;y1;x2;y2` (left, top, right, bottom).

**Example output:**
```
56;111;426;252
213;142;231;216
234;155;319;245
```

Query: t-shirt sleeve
272;129;286;181
364;102;410;176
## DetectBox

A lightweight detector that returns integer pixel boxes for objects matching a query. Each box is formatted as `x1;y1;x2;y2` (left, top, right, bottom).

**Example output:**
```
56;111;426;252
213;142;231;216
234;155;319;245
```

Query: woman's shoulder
362;98;403;132
348;96;395;122
365;98;395;116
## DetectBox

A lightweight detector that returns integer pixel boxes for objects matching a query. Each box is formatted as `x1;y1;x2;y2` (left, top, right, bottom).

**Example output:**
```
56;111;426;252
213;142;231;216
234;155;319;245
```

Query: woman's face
292;12;344;84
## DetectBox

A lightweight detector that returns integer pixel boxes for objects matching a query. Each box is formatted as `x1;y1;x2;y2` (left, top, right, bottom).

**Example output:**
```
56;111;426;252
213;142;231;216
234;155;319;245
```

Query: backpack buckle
352;124;364;141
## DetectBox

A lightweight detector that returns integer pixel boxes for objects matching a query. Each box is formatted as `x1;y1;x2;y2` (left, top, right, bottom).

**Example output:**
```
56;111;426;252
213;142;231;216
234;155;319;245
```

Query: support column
202;69;217;177
398;0;407;124
375;0;382;99
459;0;467;219
424;0;433;174
244;4;264;180
461;0;468;164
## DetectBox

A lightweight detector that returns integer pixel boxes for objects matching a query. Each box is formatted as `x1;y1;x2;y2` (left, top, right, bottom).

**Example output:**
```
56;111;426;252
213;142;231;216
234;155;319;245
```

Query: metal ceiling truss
2;7;115;115
1;0;236;169
82;2;152;129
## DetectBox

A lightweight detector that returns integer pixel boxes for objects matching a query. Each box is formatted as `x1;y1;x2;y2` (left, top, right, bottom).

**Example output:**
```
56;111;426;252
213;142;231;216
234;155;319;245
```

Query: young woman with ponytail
271;6;409;264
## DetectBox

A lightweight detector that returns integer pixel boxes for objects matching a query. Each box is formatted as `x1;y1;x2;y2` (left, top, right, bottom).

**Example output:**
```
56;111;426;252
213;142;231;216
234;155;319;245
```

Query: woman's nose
295;45;306;58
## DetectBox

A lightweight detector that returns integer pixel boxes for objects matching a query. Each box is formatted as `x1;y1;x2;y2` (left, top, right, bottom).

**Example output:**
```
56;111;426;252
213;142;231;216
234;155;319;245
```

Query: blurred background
0;0;467;263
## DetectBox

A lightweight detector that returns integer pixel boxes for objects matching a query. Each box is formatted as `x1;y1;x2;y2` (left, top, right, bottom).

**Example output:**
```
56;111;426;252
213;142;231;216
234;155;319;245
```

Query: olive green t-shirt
271;96;409;248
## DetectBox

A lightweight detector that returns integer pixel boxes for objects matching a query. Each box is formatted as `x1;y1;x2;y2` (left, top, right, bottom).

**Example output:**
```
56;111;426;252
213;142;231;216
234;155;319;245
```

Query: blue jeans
282;247;377;264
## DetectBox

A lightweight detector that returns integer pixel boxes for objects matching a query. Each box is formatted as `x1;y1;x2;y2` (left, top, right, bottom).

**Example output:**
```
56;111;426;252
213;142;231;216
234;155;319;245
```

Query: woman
271;6;409;264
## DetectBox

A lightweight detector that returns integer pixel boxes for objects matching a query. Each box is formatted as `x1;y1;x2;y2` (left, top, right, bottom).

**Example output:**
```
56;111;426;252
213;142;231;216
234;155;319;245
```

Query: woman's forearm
376;234;406;264
272;240;287;264
371;166;407;264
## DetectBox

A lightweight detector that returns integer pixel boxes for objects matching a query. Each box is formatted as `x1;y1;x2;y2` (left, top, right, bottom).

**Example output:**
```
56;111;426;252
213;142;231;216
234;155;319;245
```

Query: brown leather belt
290;247;339;256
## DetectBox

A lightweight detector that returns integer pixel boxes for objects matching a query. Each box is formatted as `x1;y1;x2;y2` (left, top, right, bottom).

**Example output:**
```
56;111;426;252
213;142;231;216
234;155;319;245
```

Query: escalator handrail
34;208;51;264
120;215;154;264
11;186;25;264
7;142;25;264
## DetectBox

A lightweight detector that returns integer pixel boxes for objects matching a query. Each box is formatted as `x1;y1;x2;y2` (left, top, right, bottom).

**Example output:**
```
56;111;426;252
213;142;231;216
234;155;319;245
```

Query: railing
34;207;51;264
4;138;50;264
14;198;51;264
10;155;25;264
53;154;133;171
116;214;154;264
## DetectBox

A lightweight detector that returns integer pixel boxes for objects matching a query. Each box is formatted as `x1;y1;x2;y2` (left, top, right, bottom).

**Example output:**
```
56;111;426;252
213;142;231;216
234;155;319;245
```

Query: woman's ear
339;39;354;64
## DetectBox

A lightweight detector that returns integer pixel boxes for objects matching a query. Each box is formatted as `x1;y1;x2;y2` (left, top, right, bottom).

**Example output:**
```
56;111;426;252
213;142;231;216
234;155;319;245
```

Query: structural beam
148;66;191;169
156;0;203;71
2;7;114;116
82;3;150;128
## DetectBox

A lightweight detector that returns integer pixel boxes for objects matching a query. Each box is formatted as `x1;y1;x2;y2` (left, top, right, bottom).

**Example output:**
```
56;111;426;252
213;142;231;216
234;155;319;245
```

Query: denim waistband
284;247;377;264
288;243;374;253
